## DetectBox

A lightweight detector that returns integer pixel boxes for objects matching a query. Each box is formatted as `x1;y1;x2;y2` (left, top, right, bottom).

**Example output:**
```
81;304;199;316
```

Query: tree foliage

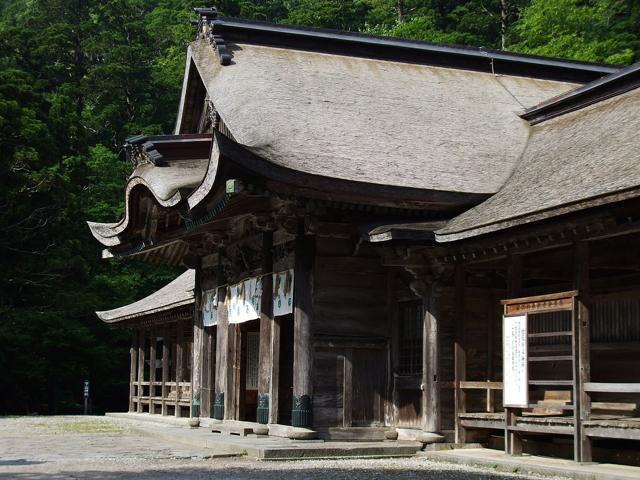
0;0;638;414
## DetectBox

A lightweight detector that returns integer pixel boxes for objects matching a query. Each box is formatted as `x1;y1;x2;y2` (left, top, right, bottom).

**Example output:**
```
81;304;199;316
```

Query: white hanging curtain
273;269;294;317
228;276;262;324
202;289;218;327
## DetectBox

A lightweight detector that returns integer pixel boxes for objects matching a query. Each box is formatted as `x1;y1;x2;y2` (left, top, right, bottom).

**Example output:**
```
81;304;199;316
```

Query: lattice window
398;300;423;375
246;332;259;390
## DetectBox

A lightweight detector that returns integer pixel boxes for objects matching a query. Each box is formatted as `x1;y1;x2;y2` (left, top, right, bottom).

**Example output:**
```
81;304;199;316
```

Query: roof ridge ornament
124;135;164;167
194;6;232;66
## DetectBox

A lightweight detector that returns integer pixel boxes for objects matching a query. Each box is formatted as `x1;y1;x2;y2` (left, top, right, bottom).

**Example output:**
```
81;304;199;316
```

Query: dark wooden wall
311;237;389;428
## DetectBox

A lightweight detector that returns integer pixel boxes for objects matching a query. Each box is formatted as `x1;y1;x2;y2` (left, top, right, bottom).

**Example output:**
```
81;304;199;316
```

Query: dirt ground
0;416;556;479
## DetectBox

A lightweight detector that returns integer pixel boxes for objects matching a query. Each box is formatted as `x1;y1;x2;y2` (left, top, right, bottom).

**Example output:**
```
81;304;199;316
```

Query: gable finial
193;6;231;66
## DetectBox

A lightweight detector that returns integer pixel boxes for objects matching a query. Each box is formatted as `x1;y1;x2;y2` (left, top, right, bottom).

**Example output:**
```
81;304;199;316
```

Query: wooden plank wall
312;238;389;428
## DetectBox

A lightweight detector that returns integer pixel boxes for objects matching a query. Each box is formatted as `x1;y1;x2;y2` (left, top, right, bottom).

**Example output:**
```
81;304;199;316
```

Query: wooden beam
423;283;440;433
213;286;228;420
505;253;523;456
292;233;315;429
343;348;353;428
454;264;466;443
161;325;170;416
236;326;246;421
257;232;274;424
487;290;496;413
149;329;156;414
268;316;281;424
574;241;592;463
129;330;138;413
201;320;213;419
137;328;146;413
175;320;184;417
584;383;640;393
192;268;204;418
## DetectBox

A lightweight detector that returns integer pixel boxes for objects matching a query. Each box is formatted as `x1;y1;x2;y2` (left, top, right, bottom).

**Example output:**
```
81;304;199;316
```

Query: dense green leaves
512;0;639;64
1;0;638;415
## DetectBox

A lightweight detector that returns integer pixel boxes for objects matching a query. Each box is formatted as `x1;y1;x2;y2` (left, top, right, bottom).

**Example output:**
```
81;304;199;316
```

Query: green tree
512;0;639;64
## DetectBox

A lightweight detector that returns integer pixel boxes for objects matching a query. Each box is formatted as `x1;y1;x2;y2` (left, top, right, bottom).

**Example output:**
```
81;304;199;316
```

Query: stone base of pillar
257;393;269;424
191;391;201;419
418;431;445;444
291;395;312;429
213;392;224;420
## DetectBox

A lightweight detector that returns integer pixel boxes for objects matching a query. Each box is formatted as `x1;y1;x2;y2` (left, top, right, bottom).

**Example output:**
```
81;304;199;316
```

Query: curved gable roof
96;270;195;323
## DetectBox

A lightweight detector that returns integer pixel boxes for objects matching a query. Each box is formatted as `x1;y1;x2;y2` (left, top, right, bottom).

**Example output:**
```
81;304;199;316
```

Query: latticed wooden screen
246;332;260;390
398;300;423;375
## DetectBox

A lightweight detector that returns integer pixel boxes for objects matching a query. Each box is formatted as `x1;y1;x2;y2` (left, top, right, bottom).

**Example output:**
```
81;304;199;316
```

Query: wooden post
192;268;204;418
201;323;213;419
505;253;523;456
175;320;184;417
213;287;229;420
423;282;440;433
161;325;170;416
268;316;281;425
236;326;246;421
137;328;146;413
292;233;314;429
129;330;138;413
454;264;467;443
148;329;156;414
257;232;274;424
343;348;353;428
574;241;592;463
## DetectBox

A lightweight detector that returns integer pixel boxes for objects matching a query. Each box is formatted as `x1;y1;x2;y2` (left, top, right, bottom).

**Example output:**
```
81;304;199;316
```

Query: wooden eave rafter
437;199;640;265
105;192;272;265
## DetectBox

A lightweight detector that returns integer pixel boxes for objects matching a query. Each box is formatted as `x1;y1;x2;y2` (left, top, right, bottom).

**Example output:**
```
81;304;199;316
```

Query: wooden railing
458;381;503;413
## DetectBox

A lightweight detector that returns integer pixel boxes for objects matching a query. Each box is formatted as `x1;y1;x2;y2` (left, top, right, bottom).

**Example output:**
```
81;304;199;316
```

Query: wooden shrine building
96;270;196;417
90;7;640;465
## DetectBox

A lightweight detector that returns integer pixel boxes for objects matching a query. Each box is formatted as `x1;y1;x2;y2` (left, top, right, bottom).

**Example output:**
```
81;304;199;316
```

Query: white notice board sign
503;314;529;408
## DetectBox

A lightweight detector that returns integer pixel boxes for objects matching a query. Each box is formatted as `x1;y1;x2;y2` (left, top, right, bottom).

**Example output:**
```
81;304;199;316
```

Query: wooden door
351;348;385;426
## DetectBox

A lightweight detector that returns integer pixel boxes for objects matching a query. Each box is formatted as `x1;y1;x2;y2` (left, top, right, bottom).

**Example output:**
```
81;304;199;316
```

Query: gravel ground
0;416;558;480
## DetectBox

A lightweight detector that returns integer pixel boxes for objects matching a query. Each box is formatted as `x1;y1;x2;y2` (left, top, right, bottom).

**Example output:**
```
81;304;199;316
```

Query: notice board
503;314;529;408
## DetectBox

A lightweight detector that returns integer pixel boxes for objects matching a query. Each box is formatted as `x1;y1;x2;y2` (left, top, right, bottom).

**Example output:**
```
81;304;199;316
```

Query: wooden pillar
201;324;213;419
235;326;246;420
454;264;467;443
161;325;170;416
343;348;353;427
268;316;281;424
137;328;146;413
423;282;440;433
505;253;524;455
574;241;592;463
257;232;274;424
148;329;156;414
175;320;184;417
213;287;229;420
129;330;138;413
291;233;315;429
192;268;204;418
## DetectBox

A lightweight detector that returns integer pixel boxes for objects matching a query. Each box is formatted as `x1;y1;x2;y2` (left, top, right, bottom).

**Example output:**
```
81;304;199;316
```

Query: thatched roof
186;39;578;196
436;86;640;242
95;270;195;323
87;136;210;247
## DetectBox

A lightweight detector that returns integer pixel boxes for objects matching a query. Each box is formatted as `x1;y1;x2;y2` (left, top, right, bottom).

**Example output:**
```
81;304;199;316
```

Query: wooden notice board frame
500;291;578;458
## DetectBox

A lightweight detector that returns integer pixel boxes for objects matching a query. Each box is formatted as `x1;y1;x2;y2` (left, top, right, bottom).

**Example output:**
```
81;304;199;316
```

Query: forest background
1;0;639;415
